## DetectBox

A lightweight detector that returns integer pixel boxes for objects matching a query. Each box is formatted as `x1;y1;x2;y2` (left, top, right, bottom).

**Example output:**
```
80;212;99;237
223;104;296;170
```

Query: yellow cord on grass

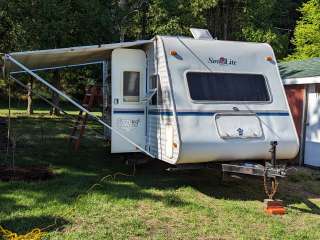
0;166;136;240
0;226;44;240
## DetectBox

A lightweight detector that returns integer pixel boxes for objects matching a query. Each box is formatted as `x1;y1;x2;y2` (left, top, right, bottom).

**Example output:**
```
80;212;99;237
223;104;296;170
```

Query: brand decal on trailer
117;118;141;131
208;57;237;66
237;127;244;136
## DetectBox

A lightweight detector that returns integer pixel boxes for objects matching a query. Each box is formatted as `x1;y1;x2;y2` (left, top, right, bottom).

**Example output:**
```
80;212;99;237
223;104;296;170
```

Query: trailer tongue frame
222;141;286;200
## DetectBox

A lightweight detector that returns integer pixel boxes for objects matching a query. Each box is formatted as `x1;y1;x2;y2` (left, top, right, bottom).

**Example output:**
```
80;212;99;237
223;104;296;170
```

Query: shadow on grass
288;199;320;215
0;195;30;214
0;216;69;234
1;111;320;227
2;152;320;215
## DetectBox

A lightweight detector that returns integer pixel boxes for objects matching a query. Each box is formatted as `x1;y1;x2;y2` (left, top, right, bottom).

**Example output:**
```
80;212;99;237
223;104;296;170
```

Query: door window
123;71;140;102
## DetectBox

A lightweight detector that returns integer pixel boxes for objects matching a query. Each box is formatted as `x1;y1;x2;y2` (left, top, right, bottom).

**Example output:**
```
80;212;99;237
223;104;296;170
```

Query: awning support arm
5;54;155;158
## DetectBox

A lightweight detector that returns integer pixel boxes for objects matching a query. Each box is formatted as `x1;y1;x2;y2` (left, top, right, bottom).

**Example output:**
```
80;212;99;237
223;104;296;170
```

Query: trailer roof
279;58;320;85
4;40;152;73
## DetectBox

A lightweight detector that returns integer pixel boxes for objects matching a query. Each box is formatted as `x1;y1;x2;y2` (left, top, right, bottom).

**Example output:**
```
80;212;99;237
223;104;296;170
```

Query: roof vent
190;28;213;40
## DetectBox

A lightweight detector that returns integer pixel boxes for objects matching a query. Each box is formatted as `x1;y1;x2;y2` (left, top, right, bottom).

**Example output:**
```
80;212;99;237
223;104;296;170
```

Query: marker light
265;56;273;62
170;50;177;56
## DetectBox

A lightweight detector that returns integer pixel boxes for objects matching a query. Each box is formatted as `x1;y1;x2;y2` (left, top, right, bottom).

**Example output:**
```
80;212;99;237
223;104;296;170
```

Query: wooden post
27;77;33;115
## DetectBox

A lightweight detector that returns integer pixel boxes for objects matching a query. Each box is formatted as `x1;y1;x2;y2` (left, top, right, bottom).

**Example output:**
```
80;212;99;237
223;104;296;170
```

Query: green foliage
147;0;217;36
286;0;320;60
0;0;310;59
0;0;317;105
241;27;289;58
1;0;118;50
0;4;26;52
234;0;304;59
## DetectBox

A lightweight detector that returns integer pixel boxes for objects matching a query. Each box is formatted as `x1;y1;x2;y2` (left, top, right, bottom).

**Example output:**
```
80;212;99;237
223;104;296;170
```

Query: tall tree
146;0;217;37
27;77;33;115
286;0;320;60
205;0;304;59
50;71;61;116
0;2;26;52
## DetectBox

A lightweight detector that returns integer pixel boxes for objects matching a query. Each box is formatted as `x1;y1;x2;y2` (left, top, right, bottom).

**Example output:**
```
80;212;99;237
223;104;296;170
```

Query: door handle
114;98;119;104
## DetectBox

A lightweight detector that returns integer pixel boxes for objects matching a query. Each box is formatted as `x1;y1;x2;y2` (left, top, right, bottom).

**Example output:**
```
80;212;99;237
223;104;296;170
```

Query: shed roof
279;58;320;85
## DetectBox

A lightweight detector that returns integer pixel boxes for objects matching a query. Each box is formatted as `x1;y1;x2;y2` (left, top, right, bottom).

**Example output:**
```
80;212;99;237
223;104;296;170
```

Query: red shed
279;58;320;167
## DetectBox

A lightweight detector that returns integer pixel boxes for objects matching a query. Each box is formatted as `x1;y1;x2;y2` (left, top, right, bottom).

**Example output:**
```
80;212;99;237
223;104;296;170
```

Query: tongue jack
263;141;286;215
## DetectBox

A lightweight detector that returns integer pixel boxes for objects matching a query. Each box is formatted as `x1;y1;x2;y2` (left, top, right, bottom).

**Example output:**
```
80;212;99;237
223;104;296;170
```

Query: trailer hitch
264;141;280;199
222;141;286;199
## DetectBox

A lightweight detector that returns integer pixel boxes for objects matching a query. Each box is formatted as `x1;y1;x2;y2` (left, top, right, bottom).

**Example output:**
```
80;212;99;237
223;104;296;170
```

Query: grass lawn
0;107;320;240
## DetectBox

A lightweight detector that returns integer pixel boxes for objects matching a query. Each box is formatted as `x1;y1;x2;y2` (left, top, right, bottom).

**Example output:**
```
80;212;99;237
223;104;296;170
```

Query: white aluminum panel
111;48;146;153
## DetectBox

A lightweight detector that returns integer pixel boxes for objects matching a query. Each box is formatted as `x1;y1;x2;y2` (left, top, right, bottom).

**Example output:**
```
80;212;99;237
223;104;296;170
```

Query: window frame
183;70;273;104
122;70;141;104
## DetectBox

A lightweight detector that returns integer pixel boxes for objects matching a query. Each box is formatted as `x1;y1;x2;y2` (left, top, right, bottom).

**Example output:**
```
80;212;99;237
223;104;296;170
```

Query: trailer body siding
146;38;180;164
161;36;299;164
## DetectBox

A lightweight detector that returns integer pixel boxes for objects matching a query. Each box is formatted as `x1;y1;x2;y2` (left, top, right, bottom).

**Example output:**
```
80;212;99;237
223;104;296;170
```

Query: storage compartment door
216;114;263;139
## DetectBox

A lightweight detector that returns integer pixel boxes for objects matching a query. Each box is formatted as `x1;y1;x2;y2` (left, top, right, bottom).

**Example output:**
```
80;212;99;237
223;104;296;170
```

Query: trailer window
123;71;140;102
186;72;270;102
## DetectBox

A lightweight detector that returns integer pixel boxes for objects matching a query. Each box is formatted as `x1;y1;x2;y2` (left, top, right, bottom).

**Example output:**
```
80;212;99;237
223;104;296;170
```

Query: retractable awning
3;40;152;73
2;39;155;158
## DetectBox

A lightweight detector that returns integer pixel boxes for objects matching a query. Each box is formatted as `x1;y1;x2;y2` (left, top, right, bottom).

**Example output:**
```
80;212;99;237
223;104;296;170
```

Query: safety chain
263;168;279;199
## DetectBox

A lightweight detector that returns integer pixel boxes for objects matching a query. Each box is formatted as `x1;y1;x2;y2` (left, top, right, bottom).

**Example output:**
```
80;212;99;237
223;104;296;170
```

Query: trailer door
111;48;146;153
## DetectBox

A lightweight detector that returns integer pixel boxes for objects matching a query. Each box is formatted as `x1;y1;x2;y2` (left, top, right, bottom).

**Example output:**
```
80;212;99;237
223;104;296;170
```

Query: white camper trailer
3;29;299;166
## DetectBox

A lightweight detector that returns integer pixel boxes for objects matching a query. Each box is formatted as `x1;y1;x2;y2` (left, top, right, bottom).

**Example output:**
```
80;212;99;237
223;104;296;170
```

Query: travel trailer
3;29;299;166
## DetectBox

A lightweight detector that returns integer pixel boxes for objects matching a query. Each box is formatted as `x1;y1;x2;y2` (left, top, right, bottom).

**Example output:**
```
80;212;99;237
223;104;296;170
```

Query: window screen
123;71;140;102
186;72;270;102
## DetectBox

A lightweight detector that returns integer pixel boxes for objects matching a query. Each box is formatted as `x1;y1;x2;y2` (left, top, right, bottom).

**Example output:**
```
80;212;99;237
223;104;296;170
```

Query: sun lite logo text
208;57;237;66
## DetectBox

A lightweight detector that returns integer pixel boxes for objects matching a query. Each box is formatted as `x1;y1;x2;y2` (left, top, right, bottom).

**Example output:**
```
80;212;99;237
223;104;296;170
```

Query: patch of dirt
0;165;54;181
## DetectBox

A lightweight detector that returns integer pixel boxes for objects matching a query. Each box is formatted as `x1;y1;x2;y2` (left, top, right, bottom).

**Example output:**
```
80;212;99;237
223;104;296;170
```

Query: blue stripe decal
113;110;144;114
176;112;215;116
114;110;289;117
149;111;173;116
148;111;214;116
149;111;289;117
256;112;289;116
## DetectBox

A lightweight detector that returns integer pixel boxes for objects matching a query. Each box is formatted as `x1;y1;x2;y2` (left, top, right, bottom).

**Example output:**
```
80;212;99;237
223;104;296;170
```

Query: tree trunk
27;77;33;115
50;71;61;116
140;1;148;39
223;0;228;40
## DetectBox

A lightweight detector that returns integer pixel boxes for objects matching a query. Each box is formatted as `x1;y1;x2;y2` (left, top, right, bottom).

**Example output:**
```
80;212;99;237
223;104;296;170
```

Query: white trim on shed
283;76;320;85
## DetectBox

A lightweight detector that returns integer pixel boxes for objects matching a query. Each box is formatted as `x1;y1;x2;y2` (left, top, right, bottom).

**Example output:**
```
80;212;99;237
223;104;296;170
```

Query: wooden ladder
69;85;102;151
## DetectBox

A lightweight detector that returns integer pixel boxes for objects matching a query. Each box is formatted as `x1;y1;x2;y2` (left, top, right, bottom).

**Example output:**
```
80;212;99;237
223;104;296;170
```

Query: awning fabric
4;40;152;72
